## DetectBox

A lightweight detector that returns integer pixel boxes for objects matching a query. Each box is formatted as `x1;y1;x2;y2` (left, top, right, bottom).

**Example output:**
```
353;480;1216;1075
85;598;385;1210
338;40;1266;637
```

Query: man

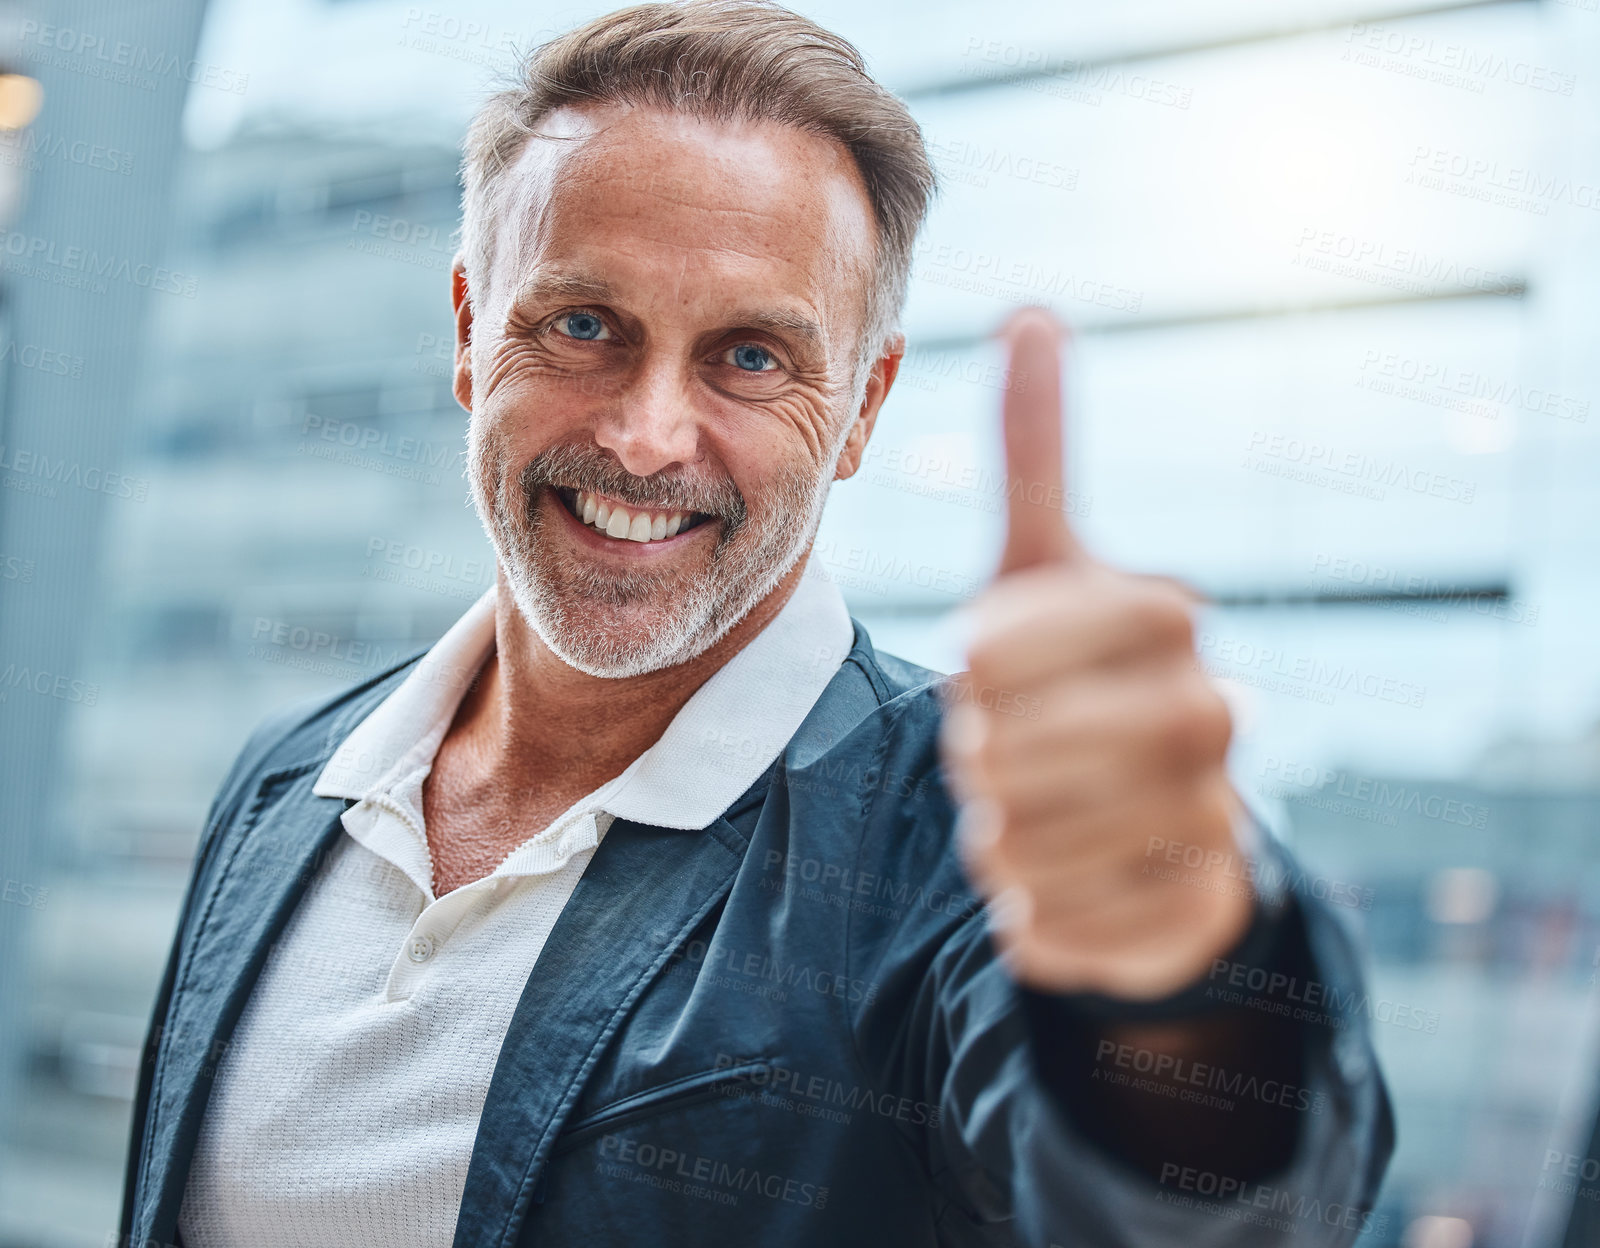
121;2;1393;1245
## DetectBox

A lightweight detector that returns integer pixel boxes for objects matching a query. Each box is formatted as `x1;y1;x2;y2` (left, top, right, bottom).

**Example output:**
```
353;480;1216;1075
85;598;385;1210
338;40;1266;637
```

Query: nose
592;355;701;479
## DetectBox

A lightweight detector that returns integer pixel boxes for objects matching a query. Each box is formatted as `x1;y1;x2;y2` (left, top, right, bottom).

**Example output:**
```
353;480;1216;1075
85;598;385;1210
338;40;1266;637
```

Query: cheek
478;369;608;458
716;393;839;474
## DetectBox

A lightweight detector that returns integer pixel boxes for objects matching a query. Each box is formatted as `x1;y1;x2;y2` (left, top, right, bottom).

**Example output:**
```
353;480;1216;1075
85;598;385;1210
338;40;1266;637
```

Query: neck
455;555;812;795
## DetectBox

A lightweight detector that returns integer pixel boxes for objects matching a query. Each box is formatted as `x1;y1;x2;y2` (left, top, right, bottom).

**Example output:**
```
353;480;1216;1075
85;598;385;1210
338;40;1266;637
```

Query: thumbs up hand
940;308;1253;1000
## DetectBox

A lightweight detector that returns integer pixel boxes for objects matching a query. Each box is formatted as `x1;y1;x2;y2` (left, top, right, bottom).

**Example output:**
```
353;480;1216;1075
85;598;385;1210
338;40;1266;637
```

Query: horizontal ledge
848;583;1512;616
907;281;1528;352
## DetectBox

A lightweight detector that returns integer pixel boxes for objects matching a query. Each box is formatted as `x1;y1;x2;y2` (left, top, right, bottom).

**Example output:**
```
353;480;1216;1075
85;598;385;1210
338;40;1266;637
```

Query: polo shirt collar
311;556;854;832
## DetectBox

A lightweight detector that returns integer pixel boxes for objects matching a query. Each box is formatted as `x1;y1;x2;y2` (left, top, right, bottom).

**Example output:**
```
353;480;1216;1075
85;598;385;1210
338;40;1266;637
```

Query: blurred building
5;1;1600;1245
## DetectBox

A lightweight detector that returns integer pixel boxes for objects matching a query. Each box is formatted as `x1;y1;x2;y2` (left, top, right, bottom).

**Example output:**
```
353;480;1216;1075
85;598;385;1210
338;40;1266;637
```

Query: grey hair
457;0;938;393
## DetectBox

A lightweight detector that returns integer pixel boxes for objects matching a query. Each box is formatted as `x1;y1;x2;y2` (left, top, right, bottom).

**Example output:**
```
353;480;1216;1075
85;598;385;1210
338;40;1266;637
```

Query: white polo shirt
177;560;855;1248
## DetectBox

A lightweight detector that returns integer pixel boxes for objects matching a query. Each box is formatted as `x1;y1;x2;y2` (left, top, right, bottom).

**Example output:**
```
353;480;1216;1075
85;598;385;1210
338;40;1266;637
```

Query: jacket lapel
131;762;348;1248
452;812;750;1248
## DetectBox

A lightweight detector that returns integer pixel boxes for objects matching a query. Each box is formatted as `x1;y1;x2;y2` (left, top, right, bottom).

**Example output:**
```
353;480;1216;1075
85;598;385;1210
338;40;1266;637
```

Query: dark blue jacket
121;623;1393;1247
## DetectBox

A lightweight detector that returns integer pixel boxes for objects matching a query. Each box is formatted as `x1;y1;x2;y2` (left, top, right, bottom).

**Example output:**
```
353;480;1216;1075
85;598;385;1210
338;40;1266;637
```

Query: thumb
997;306;1080;576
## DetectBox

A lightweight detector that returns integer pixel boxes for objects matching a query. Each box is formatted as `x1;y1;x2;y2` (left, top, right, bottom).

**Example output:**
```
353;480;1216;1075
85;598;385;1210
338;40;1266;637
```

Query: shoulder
782;619;949;771
777;621;961;878
202;647;427;833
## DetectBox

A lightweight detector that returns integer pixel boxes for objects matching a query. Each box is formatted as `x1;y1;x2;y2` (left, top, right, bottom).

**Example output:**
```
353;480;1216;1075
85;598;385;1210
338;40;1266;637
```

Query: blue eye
730;343;773;372
559;312;607;341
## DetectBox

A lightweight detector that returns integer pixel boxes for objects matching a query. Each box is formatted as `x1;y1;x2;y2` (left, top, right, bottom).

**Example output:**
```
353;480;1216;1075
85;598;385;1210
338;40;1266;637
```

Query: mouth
553;487;716;545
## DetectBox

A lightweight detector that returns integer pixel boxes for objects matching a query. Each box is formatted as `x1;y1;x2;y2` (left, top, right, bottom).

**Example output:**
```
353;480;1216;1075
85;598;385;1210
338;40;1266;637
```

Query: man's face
455;103;885;677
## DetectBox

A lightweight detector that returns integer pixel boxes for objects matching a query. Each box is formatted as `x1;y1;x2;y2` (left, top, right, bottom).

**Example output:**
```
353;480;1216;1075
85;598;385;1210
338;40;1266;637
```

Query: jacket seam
841;689;932;1179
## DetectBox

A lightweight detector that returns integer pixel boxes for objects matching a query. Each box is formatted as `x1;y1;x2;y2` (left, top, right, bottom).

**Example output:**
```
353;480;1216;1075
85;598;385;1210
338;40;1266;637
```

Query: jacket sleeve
844;716;1394;1247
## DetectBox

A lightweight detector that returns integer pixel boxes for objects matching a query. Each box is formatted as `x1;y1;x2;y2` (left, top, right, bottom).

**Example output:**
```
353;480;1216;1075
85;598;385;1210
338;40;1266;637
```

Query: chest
176;833;595;1248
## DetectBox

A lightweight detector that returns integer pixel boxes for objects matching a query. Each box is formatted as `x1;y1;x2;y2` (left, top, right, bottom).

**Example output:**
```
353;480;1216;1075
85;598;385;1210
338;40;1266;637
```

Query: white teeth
575;492;698;543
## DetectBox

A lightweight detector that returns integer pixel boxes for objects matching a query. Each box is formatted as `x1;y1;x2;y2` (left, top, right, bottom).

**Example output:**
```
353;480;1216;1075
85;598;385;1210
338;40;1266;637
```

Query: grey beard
469;433;834;678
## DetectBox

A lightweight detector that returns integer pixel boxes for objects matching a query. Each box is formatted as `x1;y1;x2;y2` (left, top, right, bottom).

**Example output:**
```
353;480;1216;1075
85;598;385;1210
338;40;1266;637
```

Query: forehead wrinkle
488;107;872;372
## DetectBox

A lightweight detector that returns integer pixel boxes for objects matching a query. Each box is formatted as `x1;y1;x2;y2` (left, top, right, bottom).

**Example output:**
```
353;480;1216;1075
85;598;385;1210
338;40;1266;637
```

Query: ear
834;332;904;482
451;255;474;413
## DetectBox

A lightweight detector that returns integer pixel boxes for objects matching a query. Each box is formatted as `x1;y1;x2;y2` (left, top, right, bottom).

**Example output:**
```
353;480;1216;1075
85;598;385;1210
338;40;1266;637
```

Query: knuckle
1132;585;1194;650
964;635;1007;679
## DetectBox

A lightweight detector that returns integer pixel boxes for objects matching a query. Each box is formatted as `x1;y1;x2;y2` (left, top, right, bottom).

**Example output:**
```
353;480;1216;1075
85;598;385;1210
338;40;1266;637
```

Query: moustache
518;442;746;526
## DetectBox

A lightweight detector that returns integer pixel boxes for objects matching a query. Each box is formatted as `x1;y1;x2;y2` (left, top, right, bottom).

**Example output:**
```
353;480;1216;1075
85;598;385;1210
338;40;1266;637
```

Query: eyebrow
507;269;829;360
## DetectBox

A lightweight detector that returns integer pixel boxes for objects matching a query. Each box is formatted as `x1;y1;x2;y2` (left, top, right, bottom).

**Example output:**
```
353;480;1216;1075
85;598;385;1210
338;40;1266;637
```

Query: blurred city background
1;0;1598;1244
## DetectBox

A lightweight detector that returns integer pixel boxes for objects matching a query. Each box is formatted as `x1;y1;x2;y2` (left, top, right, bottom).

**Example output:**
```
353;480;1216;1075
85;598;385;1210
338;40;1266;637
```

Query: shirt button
407;933;437;963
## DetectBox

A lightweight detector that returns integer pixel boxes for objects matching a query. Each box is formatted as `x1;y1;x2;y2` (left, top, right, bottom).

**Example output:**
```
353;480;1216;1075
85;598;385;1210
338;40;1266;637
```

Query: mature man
121;2;1392;1245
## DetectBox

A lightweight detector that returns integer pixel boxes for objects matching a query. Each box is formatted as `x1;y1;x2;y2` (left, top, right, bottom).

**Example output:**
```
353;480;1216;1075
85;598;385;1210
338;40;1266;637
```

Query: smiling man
121;3;1392;1246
